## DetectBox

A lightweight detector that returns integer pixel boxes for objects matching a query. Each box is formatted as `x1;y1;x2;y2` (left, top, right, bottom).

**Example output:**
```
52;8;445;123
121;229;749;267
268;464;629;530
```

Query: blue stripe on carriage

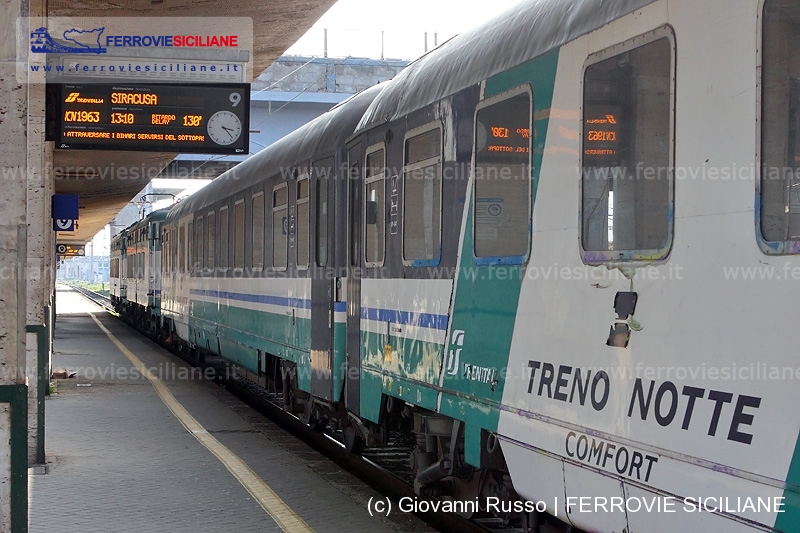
190;289;312;309
360;307;449;331
188;290;440;329
189;289;348;313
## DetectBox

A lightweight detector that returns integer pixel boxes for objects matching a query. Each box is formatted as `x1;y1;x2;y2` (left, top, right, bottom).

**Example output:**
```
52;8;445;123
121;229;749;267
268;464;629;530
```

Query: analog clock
207;110;242;146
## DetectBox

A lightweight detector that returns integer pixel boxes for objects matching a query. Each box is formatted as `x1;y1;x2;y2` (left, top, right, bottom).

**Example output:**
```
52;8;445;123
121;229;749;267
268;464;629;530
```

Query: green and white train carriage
160;85;383;411
110;208;168;333
160;0;800;530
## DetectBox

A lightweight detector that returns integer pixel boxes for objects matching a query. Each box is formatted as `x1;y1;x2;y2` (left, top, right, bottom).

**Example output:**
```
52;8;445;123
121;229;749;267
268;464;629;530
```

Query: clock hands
207;111;241;145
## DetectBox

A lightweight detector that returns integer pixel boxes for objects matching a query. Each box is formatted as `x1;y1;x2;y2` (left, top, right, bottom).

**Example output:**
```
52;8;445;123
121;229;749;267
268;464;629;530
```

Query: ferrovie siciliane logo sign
31;26;242;54
31;27;107;54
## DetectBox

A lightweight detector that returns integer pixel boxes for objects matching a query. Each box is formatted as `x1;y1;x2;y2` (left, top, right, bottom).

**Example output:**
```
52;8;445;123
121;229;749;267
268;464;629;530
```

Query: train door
309;160;335;401
345;144;363;415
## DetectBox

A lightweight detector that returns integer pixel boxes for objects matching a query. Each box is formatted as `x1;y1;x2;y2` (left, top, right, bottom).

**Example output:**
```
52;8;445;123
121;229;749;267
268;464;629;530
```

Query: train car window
207;212;216;270
161;231;167;273
178;224;185;273
219;207;229;269
171;228;176;273
474;86;532;261
314;159;332;267
273;184;288;269
196;217;204;271
252;193;265;270
187;221;194;273
349;159;362;268
762;1;800;248
581;29;674;262
234;200;245;269
403;126;442;264
364;145;386;266
297;176;310;269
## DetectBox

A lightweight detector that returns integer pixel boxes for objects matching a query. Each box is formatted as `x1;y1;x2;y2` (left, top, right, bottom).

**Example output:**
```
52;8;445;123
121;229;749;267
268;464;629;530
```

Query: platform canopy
45;0;336;245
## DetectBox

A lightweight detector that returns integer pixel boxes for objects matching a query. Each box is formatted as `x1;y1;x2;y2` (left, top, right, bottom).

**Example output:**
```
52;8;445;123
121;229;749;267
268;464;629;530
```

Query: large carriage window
582;33;674;259
273;184;288;269
178;225;185;273
164;231;168;273
234;201;245;269
474;87;532;259
219;207;229;269
364;146;386;265
161;231;167;273
252;193;264;270
207;212;216;270
762;1;800;245
187;221;194;273
196;217;204;271
403;126;442;263
297;177;310;268
315;159;332;267
127;247;134;278
172;228;178;273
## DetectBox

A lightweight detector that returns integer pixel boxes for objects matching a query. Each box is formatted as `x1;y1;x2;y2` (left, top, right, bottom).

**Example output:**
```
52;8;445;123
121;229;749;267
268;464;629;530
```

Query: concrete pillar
25;23;50;465
0;0;31;528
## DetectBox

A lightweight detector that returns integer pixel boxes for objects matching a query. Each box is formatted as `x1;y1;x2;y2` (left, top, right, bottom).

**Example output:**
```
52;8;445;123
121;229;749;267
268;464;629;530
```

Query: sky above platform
285;0;529;60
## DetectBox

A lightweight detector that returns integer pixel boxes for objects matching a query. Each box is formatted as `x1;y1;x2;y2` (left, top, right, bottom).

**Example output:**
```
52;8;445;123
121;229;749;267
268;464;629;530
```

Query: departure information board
54;82;250;154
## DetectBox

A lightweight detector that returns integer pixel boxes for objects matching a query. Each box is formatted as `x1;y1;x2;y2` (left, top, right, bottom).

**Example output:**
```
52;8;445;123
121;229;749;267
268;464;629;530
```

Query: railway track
71;286;513;533
226;378;500;533
70;285;115;311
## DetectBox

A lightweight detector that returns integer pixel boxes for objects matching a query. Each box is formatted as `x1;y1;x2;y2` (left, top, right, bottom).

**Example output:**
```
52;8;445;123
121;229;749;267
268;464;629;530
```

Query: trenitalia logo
64;92;105;104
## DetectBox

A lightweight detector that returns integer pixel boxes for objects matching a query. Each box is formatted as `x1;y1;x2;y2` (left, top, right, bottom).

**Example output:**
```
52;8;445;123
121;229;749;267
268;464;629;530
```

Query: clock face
207;110;242;146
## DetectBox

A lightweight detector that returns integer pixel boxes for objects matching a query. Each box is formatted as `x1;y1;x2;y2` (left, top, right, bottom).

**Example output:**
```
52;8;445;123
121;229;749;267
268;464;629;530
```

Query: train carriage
110;209;168;332
343;1;800;531
146;0;800;531
160;85;383;413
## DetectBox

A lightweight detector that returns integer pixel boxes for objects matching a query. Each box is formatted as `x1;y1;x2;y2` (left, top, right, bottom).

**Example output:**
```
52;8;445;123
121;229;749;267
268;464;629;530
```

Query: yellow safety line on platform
88;312;315;533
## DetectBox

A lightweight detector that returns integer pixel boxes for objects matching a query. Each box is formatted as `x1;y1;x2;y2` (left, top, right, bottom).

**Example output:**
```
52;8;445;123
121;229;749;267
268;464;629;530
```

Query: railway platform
28;286;435;533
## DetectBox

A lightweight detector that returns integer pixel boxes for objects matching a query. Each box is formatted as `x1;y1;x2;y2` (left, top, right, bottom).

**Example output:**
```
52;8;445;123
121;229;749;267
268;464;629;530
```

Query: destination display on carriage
54;82;250;154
